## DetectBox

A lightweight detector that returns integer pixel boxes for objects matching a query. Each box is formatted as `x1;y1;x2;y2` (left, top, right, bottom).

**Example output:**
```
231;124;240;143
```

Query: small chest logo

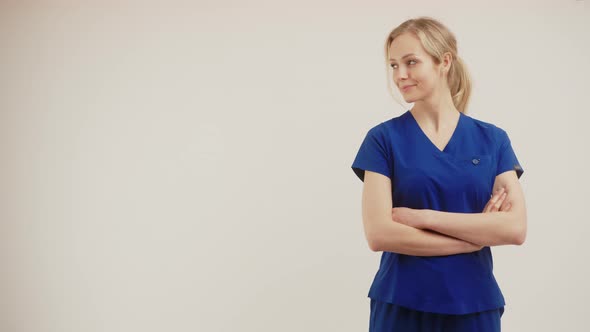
471;158;481;165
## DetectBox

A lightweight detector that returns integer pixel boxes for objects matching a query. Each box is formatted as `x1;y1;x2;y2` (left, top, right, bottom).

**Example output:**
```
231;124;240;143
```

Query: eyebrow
388;53;417;62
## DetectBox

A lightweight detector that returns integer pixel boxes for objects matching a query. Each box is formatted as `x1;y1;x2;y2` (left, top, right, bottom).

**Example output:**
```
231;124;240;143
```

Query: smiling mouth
402;85;415;91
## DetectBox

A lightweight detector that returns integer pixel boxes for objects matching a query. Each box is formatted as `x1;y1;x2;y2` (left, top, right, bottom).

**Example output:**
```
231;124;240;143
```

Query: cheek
414;74;437;91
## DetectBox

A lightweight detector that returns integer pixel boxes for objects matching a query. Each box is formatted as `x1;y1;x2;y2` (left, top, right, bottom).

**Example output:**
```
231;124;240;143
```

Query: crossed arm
361;170;527;255
392;170;527;247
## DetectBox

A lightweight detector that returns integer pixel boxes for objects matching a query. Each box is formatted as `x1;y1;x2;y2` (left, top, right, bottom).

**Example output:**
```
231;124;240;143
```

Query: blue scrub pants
369;299;504;332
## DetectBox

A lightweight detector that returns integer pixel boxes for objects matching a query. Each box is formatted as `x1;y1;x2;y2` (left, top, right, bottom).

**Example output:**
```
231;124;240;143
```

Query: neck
410;106;459;133
410;86;459;131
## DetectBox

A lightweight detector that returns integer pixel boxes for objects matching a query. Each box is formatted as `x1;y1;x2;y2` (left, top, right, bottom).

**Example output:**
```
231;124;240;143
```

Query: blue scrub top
351;110;524;315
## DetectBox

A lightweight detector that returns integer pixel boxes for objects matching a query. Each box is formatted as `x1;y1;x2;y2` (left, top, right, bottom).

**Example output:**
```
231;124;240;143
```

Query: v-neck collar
406;109;463;154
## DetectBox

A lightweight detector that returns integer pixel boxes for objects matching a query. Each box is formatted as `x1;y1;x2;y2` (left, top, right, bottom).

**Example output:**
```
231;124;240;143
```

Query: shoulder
374;112;408;137
463;113;509;147
465;113;504;134
363;113;405;139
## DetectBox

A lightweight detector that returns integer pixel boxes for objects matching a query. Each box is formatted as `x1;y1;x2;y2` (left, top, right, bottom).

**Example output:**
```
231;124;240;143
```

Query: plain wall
1;1;589;331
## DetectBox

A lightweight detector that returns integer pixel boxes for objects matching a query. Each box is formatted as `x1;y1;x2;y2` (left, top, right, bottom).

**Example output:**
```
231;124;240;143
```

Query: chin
402;91;424;103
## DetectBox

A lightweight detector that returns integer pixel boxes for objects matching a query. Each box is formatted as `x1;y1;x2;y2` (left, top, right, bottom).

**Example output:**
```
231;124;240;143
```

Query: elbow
364;218;401;252
368;240;381;252
366;225;388;252
364;220;384;252
367;233;382;252
510;206;528;245
512;224;527;245
506;210;527;245
514;229;526;245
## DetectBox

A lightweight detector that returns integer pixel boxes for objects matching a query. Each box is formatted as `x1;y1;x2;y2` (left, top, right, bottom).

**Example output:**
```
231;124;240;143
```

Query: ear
439;51;452;75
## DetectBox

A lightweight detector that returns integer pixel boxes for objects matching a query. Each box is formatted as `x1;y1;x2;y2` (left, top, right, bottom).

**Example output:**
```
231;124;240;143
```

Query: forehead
388;33;424;60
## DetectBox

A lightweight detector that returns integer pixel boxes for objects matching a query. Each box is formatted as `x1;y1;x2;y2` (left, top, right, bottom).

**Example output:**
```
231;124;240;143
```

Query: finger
483;190;497;213
499;193;511;211
483;199;493;213
484;188;504;213
488;190;505;213
483;194;497;213
492;192;507;211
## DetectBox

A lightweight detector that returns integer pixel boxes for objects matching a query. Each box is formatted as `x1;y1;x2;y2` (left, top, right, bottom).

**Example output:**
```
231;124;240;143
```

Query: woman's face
388;33;445;103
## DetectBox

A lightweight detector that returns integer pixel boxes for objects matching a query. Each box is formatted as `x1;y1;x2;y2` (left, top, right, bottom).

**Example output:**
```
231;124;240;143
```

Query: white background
1;1;588;331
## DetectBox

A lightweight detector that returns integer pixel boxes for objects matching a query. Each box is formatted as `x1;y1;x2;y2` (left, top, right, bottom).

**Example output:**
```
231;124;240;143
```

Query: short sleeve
496;128;524;179
351;126;392;182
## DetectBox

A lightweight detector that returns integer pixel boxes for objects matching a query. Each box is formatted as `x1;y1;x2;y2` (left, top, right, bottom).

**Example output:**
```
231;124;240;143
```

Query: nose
393;67;409;83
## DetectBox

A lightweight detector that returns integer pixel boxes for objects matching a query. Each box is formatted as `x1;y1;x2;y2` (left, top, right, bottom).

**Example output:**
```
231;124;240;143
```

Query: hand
467;188;512;253
391;207;428;229
483;187;511;213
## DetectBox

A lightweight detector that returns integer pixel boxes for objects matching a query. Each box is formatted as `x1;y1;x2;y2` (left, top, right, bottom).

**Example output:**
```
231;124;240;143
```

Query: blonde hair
384;16;472;114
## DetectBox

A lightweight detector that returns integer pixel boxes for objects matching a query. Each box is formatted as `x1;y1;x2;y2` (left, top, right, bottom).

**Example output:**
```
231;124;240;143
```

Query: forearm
424;210;522;246
371;221;482;256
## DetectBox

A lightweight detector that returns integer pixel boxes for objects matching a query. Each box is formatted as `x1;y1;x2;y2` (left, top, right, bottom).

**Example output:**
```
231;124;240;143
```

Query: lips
402;85;415;91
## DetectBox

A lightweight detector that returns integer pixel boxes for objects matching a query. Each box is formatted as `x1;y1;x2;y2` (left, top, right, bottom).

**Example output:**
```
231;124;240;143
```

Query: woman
351;17;527;331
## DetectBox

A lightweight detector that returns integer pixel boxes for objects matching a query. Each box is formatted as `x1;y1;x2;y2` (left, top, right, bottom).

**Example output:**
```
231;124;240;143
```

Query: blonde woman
351;17;526;331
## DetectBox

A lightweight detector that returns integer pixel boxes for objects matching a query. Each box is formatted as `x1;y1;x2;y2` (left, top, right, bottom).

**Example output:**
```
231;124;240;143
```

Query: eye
390;59;417;69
